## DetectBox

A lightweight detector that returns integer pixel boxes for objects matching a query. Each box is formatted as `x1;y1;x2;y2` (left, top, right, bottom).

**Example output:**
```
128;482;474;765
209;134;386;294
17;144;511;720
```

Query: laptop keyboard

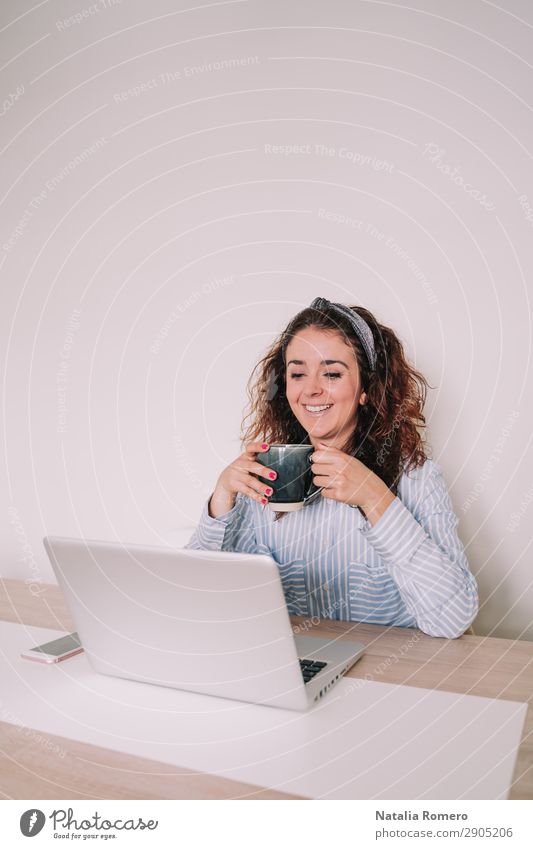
299;657;327;683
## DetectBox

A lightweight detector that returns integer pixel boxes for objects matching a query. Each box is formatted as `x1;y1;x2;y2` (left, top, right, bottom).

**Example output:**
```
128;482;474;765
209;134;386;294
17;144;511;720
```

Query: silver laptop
43;536;365;711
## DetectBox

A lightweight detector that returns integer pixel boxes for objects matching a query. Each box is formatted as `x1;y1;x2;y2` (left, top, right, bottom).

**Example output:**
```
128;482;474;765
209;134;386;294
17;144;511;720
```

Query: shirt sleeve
361;462;479;638
182;492;258;553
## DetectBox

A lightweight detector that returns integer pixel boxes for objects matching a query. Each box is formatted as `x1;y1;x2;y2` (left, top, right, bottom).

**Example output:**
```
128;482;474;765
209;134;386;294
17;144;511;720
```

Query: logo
265;366;280;401
20;809;46;836
19;806;158;837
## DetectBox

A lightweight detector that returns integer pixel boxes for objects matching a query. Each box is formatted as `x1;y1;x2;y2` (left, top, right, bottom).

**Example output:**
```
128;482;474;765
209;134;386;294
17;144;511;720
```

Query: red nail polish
265;487;273;495
269;471;276;480
261;443;269;450
261;498;267;504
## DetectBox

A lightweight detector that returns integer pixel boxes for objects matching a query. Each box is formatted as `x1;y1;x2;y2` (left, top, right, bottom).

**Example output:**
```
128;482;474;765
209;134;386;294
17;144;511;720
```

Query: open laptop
42;536;365;711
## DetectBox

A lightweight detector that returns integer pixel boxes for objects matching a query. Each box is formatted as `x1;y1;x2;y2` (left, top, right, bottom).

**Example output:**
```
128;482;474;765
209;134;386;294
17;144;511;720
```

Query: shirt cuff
193;494;243;549
361;495;427;567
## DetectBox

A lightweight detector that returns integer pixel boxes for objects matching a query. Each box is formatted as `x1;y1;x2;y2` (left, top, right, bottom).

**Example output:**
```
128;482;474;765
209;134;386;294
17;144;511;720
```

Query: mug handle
303;450;323;505
303;486;322;505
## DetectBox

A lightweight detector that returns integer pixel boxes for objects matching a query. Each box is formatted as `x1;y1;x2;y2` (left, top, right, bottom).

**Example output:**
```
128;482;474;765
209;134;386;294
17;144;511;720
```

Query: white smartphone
20;632;83;664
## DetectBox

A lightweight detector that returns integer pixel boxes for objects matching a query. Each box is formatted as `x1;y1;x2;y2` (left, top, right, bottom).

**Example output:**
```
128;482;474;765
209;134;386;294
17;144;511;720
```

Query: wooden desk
1;579;532;800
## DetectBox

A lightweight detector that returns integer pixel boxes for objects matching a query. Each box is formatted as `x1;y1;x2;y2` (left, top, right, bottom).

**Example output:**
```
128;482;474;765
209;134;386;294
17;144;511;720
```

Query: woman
185;296;478;638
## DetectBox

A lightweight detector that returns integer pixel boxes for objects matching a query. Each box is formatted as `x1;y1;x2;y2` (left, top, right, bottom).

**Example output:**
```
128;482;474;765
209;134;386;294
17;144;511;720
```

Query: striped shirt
184;458;478;638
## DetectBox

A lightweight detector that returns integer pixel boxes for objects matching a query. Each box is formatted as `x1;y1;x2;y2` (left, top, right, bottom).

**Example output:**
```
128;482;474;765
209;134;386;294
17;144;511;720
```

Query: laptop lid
43;536;310;710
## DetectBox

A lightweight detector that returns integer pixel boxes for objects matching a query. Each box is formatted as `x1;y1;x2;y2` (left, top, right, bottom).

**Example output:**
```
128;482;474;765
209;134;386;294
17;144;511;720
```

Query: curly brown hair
241;300;431;519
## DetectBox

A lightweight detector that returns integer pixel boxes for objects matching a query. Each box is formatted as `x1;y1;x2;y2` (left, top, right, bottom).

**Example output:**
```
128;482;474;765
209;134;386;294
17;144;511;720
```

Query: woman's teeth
304;404;333;413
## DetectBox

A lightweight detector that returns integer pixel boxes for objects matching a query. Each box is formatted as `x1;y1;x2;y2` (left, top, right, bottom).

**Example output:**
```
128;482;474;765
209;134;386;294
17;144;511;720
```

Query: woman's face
284;326;367;448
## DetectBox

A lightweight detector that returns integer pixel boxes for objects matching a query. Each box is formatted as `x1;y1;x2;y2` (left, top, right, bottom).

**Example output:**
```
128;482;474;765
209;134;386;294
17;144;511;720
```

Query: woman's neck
309;436;345;450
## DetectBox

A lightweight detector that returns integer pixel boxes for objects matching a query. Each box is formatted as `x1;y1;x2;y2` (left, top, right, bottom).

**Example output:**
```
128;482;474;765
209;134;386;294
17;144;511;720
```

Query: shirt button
323;582;330;591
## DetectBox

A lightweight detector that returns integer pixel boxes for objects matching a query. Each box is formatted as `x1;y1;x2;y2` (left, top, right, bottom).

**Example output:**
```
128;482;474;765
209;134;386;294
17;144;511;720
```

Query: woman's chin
297;418;328;435
294;413;342;440
307;424;335;439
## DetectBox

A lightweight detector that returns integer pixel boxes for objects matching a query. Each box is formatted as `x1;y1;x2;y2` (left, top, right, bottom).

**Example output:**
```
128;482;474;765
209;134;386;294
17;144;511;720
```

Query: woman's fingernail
261;498;267;504
265;487;273;496
269;471;276;480
261;443;269;449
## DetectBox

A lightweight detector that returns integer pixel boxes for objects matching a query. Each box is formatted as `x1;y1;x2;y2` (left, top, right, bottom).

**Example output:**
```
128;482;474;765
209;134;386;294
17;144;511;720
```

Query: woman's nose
303;375;326;397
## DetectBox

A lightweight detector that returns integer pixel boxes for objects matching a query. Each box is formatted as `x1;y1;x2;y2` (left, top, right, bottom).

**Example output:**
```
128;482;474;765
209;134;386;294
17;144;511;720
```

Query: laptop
42;536;365;711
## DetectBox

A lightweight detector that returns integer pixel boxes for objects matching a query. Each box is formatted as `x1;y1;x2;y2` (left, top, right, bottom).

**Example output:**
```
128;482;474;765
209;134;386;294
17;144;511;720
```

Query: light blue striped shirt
184;458;478;638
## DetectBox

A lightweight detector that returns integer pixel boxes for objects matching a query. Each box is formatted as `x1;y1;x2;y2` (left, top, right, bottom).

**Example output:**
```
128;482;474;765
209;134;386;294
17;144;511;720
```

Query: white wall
1;0;532;640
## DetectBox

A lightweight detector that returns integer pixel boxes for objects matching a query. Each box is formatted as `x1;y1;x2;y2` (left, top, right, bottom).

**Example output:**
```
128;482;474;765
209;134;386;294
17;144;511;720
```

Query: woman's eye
289;372;342;380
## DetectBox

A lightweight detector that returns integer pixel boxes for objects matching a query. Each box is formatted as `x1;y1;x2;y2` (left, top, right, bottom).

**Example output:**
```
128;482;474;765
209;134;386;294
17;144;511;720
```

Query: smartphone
20;632;83;664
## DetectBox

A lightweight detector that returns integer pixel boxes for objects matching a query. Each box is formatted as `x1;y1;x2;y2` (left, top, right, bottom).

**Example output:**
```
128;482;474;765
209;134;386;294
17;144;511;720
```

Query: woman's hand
310;442;395;524
209;441;278;518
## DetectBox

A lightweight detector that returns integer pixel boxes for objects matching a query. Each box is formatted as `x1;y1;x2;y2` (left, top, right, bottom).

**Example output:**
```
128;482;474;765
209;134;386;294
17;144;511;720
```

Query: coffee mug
256;444;322;511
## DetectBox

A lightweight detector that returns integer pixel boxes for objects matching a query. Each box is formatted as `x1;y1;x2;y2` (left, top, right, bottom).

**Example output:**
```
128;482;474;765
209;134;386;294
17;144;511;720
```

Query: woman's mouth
302;404;333;416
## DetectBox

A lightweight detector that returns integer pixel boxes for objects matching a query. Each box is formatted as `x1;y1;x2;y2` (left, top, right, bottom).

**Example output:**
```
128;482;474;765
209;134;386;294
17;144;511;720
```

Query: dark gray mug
256;444;322;511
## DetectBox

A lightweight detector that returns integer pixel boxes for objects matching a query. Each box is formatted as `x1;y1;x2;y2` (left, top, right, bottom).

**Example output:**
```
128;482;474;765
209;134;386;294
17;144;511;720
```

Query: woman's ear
359;391;367;405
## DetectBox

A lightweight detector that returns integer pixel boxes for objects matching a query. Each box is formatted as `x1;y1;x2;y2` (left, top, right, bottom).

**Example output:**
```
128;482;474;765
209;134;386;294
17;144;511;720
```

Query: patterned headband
282;296;377;371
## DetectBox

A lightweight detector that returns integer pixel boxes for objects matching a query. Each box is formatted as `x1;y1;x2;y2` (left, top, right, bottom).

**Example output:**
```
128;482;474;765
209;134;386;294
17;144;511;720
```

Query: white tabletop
2;622;527;800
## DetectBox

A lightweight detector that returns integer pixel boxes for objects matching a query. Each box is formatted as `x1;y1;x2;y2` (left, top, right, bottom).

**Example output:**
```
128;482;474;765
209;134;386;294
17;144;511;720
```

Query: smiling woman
184;296;479;639
241;295;428;511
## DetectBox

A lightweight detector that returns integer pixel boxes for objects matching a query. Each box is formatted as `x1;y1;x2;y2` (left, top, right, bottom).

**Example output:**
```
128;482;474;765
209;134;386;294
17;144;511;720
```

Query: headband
282;296;377;371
